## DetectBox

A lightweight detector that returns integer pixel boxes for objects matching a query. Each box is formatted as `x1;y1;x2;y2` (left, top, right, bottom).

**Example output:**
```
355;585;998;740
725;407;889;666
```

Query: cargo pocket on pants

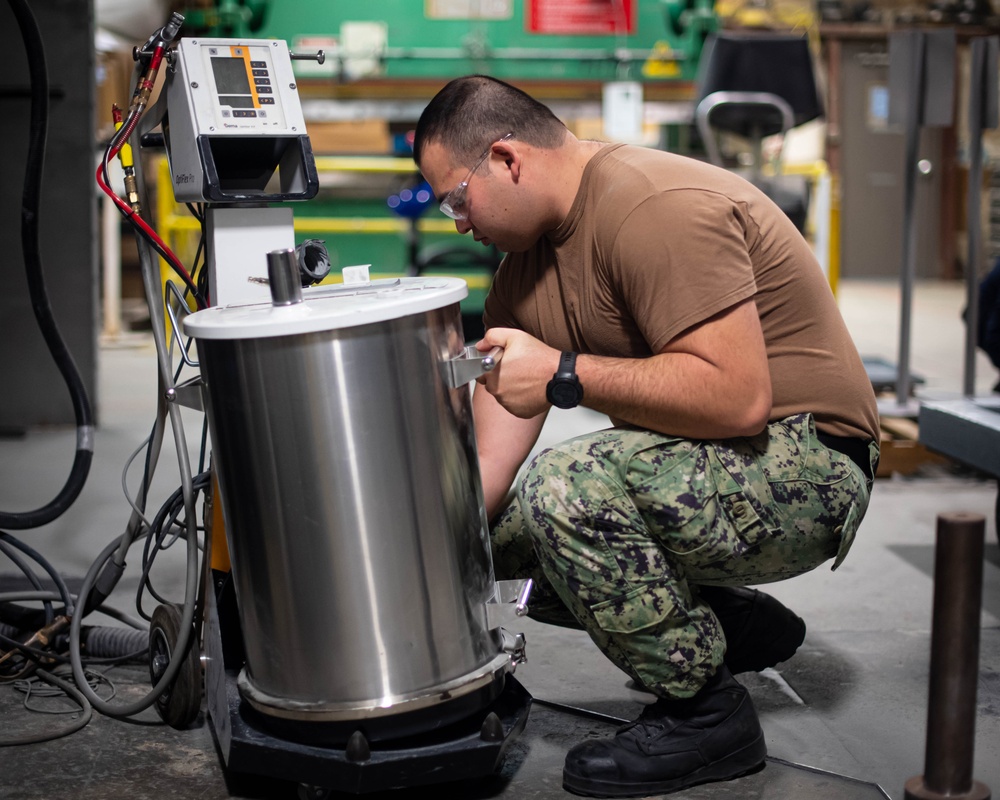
588;578;682;634
588;578;722;695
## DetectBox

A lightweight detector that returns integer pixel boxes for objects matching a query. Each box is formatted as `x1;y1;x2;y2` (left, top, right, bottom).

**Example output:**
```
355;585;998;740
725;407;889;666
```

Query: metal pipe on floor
904;512;991;800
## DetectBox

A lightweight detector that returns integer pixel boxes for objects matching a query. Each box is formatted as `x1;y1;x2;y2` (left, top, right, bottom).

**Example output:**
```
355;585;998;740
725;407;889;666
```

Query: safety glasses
439;133;514;221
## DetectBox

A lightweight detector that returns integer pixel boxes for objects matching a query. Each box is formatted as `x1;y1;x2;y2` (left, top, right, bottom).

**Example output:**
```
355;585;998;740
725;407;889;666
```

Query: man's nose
455;218;472;235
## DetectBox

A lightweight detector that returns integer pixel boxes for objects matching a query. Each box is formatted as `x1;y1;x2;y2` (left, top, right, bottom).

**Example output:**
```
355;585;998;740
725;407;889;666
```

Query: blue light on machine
387;181;433;218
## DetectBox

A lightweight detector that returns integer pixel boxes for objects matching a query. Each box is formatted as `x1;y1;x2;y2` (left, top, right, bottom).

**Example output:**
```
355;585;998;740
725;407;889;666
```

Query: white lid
183;277;468;340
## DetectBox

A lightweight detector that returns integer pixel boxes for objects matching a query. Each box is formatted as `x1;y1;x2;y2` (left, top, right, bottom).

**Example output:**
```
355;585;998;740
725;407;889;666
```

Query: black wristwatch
546;351;584;409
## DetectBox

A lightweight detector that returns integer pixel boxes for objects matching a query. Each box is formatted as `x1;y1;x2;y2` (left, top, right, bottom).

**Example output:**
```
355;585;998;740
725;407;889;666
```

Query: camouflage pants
491;413;877;699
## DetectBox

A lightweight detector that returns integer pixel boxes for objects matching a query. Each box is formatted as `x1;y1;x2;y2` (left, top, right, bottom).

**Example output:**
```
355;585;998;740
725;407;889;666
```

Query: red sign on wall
526;0;635;35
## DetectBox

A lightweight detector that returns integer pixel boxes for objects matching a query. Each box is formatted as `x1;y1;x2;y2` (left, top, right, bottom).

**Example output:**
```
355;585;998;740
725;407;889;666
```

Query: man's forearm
478;299;772;440
573;351;771;439
473;384;547;521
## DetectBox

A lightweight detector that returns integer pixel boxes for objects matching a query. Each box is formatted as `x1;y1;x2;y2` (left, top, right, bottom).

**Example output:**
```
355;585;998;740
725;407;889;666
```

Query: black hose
81;626;148;661
0;0;94;530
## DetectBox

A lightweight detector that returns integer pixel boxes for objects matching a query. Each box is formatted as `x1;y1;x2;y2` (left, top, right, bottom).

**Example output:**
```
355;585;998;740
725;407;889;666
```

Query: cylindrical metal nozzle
267;249;303;306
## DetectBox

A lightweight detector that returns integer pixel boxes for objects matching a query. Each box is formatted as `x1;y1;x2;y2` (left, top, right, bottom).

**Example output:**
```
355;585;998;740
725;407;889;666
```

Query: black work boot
563;666;766;797
699;585;806;674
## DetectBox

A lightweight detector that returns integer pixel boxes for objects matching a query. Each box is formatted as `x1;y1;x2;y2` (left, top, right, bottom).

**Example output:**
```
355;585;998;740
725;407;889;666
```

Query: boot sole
562;731;768;798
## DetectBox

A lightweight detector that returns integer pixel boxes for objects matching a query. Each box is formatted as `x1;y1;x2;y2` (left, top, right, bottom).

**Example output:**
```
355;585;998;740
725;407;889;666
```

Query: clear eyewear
439;133;514;221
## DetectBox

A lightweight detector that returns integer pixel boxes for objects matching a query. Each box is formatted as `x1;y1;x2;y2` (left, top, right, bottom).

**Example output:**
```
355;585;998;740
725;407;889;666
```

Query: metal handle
441;345;504;388
164;281;199;368
486;578;534;629
515;577;533;617
290;50;326;64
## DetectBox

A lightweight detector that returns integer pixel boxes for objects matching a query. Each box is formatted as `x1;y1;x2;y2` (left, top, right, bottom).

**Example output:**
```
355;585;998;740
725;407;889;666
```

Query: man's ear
495;141;521;182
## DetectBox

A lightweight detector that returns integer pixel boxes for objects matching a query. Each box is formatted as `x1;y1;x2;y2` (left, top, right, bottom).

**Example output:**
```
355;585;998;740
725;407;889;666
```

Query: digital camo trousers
490;413;876;699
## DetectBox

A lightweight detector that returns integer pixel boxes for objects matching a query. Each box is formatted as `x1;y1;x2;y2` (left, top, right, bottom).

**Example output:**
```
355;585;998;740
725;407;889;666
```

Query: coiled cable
0;0;94;531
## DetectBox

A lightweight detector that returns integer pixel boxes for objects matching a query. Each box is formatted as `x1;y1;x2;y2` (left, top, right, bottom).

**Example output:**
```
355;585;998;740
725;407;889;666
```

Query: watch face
549;378;582;409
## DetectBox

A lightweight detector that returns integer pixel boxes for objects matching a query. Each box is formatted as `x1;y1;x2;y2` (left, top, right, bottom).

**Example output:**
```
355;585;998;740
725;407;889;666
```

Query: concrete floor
0;278;998;800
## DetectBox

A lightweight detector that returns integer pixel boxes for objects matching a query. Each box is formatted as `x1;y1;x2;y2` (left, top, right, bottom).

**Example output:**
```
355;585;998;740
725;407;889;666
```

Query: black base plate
212;669;532;794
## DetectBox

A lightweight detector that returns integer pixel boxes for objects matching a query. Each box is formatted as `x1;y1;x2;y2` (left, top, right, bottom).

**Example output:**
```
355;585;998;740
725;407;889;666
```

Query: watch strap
555;351;578;378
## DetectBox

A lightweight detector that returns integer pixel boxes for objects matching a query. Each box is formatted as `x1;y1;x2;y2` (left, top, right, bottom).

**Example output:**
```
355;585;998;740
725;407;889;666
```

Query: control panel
164;38;317;202
172;38;305;134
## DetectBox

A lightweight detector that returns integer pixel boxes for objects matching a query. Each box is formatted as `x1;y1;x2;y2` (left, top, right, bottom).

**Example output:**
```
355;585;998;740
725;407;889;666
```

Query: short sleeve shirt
484;144;879;442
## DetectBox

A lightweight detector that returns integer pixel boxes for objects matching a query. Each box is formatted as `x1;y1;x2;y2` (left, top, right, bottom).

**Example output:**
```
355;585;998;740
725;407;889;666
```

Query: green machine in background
184;0;716;82
171;1;717;334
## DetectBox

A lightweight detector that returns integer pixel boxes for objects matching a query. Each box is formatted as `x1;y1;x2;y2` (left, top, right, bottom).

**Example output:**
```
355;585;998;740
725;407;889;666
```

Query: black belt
816;432;877;481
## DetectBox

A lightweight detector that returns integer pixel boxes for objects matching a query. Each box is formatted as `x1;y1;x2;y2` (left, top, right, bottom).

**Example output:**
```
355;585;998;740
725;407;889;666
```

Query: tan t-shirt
484;144;879;442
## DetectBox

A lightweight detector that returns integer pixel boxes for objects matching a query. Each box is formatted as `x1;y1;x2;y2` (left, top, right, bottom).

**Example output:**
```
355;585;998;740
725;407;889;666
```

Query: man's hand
476;328;560;418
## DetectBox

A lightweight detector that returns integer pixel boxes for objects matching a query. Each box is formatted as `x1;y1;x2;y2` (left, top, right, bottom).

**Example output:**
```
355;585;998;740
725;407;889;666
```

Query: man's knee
516;442;620;530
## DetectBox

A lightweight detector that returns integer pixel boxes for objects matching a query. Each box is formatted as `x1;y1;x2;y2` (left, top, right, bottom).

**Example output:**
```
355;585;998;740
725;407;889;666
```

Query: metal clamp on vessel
500;629;528;670
486;578;533;630
442;345;504;388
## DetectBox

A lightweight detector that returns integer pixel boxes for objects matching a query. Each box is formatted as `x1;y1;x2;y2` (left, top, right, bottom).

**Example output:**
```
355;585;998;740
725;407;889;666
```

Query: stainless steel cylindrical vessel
184;277;505;727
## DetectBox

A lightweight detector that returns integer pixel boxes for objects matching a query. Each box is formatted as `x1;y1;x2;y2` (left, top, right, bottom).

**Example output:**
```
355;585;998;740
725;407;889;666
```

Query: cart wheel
297;784;331;800
149;603;202;728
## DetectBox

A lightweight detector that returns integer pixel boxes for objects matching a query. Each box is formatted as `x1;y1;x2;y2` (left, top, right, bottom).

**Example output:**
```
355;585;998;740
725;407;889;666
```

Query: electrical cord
90;604;147;632
0;0;94;531
136;472;210;620
0;595;147;682
0;590;147;658
68;461;201;719
0;667;93;747
0;629;69;675
96;146;205;308
0;540;54;625
15;666;116;713
119;433;160;535
95;372;171;617
0;0;168;710
187;203;211;306
94;25;205;310
3;425;200;715
106;100;206;689
116;311;198;548
0;5;200;733
116;343;205;615
0;532;74;619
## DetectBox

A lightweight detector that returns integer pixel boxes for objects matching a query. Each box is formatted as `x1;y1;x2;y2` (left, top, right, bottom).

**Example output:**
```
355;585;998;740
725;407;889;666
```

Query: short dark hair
414;75;567;168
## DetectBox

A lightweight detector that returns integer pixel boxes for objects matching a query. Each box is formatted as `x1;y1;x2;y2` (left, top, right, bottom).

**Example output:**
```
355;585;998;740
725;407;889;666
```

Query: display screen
211;57;252;95
219;95;256;109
